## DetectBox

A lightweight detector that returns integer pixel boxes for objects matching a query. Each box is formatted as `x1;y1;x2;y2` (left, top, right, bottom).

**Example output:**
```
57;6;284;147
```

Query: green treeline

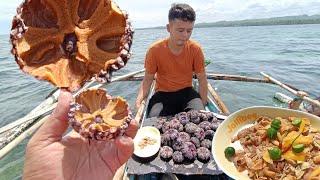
195;15;320;28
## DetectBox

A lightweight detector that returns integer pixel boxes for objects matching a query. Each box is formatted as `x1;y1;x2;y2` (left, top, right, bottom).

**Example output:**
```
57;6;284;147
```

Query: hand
23;90;138;180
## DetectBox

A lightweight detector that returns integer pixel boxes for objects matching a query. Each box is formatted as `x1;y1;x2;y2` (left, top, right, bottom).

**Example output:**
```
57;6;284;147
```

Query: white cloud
0;0;319;34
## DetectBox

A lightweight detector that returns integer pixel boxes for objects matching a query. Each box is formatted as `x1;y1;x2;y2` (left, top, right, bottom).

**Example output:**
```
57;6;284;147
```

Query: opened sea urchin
11;0;134;91
68;88;132;140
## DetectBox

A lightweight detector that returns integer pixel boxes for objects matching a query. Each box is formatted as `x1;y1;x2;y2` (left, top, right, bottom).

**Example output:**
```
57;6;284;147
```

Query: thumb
115;136;134;165
31;89;73;146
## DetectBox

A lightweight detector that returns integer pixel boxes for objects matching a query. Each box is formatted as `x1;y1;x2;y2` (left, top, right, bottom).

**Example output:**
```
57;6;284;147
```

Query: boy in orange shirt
136;3;208;117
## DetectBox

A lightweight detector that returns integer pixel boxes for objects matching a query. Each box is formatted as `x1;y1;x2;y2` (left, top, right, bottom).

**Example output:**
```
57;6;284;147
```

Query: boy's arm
135;72;155;109
196;72;208;105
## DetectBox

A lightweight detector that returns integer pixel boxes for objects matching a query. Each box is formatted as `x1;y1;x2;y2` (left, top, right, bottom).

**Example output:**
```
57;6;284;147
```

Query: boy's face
167;19;194;47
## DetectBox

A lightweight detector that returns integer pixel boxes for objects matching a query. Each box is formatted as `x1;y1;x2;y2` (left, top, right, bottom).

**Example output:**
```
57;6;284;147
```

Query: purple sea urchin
165;129;179;141
177;132;191;142
161;133;171;146
198;121;212;131
161;121;171;133
204;130;215;140
160;146;173;161
187;110;202;124
168;118;182;130
194;128;205;141
181;142;197;161
190;137;201;148
201;139;212;150
176;112;189;125
185;122;198;134
172;151;184;164
68;88;132;140
197;147;211;163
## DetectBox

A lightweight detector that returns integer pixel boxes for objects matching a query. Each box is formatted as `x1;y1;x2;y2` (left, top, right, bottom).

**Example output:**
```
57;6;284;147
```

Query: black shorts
147;87;203;117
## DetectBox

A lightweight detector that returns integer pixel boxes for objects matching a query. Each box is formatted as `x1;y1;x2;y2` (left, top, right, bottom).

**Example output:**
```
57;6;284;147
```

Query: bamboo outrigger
0;70;319;179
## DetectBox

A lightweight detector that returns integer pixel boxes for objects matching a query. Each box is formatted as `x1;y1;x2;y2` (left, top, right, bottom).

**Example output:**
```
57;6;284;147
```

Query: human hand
23;90;138;180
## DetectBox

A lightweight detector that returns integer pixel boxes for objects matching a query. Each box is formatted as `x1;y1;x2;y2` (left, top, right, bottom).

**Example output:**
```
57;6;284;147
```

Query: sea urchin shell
68;88;132;140
11;0;134;91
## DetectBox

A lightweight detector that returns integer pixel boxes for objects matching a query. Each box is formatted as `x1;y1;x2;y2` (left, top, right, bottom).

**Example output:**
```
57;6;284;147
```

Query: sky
0;0;320;34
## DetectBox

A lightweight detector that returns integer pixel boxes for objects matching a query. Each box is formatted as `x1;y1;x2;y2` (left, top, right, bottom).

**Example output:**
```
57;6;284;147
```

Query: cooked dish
228;116;320;179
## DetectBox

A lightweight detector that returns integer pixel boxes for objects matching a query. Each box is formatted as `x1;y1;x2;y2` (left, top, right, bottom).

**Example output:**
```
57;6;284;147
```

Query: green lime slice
224;147;235;159
292;144;305;153
292;118;302;127
271;119;281;130
268;147;282;160
267;127;277;140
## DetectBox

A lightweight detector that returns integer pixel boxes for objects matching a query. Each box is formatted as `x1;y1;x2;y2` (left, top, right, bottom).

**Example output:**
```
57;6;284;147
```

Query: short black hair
168;3;196;22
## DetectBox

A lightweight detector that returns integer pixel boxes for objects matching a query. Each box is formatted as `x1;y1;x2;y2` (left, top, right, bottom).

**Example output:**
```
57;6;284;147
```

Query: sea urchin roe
138;137;157;149
69;88;132;140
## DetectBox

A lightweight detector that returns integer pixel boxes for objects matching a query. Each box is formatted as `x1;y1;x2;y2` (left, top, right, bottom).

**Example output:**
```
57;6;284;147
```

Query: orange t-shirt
144;38;205;92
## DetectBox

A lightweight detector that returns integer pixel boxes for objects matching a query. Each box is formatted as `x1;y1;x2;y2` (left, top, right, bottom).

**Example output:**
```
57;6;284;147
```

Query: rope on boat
261;72;320;108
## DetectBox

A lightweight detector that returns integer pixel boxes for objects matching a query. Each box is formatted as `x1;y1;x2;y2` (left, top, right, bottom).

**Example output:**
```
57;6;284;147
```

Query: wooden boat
0;70;319;180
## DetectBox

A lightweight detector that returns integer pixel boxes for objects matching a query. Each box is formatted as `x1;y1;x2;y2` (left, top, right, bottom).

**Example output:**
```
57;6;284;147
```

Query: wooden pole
207;73;271;83
0;69;145;134
0;116;49;159
207;82;230;115
260;72;320;107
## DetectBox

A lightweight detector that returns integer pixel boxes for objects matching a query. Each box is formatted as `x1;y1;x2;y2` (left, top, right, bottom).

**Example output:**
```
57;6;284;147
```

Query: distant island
138;14;320;30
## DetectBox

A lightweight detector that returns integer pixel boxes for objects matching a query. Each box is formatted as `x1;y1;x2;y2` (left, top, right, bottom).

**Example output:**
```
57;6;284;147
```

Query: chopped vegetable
283;150;306;161
292;118;302;126
267;127;277;140
263;151;273;164
271;119;281;130
292;144;304;153
293;135;313;146
282;131;300;151
224;147;235;159
268;147;282;160
310;167;320;178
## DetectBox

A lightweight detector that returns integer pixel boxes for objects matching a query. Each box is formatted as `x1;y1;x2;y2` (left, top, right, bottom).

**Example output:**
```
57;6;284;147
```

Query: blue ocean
0;24;320;179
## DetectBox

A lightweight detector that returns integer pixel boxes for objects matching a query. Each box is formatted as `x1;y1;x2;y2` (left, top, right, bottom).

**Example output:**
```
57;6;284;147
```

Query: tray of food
126;110;225;175
212;106;320;180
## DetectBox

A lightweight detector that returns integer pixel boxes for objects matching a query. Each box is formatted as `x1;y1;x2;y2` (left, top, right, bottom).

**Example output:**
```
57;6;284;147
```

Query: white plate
212;106;320;180
133;126;161;158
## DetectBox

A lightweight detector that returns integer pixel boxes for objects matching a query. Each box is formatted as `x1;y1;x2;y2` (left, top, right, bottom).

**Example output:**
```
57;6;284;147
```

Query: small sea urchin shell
185;122;198;134
11;0;134;91
201;139;212;150
68;88;132;140
198;121;212;131
160;146;173;161
176;112;189;125
172;151;184;164
190;137;201;148
181;142;197;161
197;147;211;163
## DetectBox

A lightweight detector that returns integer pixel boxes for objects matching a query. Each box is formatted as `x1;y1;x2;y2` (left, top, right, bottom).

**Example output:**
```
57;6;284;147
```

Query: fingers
124;118;139;138
30;90;72;146
114;136;134;165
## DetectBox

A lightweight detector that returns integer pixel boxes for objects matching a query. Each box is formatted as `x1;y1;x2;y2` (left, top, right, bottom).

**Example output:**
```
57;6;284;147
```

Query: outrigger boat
0;70;319;179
